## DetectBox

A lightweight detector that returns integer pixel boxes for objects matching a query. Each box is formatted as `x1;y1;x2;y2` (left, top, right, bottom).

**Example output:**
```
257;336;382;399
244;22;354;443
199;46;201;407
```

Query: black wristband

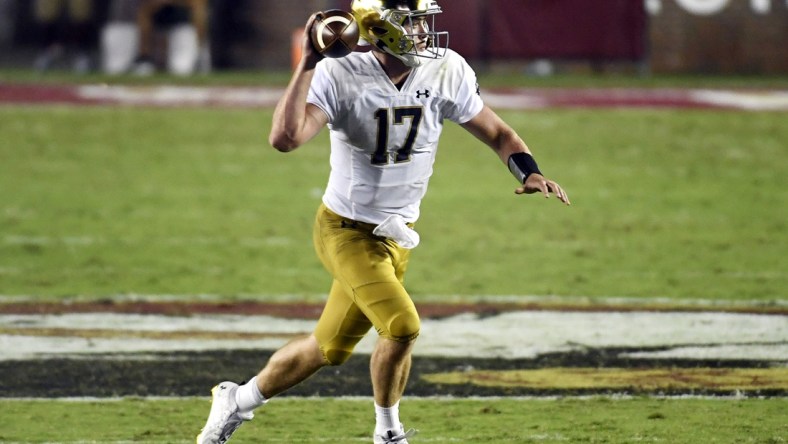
508;152;542;184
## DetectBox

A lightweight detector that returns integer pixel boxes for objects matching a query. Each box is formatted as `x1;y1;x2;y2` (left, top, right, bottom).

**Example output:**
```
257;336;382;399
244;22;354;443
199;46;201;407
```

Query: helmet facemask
353;0;449;67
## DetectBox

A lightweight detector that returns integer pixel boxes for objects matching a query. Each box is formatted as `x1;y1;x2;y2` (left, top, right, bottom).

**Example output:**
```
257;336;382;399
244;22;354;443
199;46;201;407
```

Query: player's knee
387;311;420;343
321;346;353;366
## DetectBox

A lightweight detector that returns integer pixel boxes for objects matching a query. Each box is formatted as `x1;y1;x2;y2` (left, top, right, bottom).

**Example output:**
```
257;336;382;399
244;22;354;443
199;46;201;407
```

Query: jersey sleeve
306;60;338;124
444;56;484;124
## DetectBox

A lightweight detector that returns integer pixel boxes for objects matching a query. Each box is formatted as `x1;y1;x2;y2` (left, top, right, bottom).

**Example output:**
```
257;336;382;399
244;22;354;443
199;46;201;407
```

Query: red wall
218;0;787;74
438;0;646;61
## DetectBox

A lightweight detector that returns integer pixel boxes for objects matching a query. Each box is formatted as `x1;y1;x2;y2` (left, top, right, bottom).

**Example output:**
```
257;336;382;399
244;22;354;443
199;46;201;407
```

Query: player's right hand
301;12;325;68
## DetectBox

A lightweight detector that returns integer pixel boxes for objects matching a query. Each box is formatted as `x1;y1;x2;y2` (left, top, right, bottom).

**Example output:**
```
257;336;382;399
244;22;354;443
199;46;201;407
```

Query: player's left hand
516;174;571;205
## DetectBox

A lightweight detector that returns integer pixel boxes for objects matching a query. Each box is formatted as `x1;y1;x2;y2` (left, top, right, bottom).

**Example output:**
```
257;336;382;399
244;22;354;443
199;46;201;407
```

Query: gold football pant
312;204;420;365
34;0;93;23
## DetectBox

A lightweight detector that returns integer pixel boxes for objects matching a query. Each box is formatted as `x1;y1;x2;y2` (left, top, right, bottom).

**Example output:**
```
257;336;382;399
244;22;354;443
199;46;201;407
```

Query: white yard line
692;89;788;111
67;85;788;111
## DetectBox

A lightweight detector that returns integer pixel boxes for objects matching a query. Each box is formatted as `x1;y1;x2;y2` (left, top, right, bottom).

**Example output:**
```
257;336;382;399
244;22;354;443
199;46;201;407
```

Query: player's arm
269;13;329;152
461;105;570;205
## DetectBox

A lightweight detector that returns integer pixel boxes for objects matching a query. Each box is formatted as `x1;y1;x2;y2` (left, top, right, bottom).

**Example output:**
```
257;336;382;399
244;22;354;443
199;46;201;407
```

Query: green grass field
1;397;786;443
0;73;786;443
1;104;785;301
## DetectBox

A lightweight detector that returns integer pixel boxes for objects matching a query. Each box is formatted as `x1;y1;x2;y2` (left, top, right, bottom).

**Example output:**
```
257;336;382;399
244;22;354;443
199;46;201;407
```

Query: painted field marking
422;367;788;391
1;310;785;362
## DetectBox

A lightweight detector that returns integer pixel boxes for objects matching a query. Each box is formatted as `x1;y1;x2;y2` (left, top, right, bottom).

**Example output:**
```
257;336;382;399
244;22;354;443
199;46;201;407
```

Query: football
309;9;359;58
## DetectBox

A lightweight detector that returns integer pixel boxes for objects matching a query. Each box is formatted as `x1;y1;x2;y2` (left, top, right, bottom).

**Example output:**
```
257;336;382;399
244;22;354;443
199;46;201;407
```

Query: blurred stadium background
0;0;786;76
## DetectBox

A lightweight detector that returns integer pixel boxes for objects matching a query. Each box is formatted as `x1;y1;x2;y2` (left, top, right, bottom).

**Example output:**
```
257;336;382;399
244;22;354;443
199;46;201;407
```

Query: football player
197;0;570;443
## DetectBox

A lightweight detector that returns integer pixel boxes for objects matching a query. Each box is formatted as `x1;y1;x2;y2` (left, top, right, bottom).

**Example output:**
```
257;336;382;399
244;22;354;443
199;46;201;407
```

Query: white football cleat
374;425;417;444
196;381;254;444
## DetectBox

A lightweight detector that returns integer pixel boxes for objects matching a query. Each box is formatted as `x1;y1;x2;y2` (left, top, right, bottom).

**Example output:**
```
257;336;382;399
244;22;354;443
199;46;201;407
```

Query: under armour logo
416;89;430;99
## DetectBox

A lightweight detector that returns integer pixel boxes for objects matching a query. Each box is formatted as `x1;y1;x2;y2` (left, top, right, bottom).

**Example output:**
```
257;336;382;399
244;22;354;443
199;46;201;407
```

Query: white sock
374;401;401;436
235;376;268;413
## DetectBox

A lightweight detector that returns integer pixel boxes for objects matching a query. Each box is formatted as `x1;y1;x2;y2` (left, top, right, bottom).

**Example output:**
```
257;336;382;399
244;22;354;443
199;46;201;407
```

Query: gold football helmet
351;0;448;67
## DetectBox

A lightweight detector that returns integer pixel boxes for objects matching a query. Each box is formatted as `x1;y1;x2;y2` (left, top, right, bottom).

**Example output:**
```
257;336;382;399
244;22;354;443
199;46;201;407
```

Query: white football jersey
307;49;483;225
